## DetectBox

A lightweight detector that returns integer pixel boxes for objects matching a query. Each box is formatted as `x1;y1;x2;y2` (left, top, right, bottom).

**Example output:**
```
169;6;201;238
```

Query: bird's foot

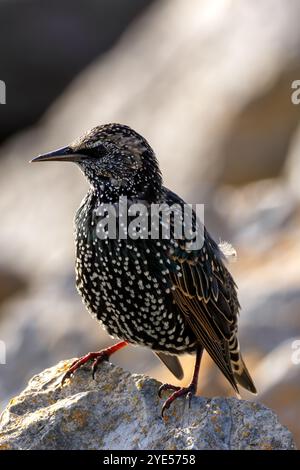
159;383;196;418
61;340;128;385
158;383;181;398
61;350;109;385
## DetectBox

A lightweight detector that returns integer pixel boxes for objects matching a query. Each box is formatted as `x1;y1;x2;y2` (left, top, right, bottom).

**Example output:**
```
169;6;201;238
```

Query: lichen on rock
0;360;296;450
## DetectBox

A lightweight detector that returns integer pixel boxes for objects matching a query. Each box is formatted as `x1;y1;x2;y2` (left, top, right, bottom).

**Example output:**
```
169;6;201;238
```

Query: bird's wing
154;352;184;380
160;189;242;393
169;236;241;394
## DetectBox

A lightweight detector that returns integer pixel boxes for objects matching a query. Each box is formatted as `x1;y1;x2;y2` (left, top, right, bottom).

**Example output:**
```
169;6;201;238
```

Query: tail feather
228;334;257;394
233;355;257;394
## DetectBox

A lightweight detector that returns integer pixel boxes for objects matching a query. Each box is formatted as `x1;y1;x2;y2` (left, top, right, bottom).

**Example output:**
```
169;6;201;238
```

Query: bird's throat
90;175;163;205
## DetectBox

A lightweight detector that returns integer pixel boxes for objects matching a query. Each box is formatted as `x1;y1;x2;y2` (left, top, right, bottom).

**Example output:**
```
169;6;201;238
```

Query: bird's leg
61;340;128;385
159;347;203;418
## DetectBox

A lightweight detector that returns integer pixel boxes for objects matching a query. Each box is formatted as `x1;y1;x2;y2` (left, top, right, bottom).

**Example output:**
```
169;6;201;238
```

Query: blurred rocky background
0;0;299;447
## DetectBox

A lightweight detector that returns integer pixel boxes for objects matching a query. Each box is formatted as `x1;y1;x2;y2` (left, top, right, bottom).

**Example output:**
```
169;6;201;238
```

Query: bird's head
31;123;162;199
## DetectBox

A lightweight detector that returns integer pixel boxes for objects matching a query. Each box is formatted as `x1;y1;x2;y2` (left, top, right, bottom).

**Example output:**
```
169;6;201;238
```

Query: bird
31;123;257;417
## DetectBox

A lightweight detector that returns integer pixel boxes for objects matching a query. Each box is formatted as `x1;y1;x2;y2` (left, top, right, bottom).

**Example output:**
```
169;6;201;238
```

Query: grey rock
0;360;295;450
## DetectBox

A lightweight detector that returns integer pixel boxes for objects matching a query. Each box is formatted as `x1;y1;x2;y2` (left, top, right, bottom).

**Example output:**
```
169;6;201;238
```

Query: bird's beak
30;146;85;163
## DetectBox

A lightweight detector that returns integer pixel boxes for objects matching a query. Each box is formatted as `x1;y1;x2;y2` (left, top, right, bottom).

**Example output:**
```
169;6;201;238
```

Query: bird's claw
160;383;196;418
187;391;193;408
61;351;109;386
91;352;109;379
61;359;79;386
158;383;180;398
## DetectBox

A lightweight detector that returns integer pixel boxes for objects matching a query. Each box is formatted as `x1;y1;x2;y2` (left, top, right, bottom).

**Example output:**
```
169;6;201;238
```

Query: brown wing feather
163;189;256;394
169;239;241;395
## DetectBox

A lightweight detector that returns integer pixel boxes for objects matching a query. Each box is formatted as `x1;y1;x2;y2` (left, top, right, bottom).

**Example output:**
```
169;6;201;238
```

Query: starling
31;123;256;417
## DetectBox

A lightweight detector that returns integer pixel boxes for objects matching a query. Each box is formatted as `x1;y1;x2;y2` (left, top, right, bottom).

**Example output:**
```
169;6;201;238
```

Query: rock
0;360;295;450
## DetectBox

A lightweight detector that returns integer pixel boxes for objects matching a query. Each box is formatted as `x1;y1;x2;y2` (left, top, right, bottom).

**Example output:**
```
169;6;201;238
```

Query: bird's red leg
61;340;128;385
159;347;203;418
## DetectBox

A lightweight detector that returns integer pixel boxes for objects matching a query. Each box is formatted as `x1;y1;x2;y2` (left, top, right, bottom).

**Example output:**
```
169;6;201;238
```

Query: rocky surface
0;361;295;450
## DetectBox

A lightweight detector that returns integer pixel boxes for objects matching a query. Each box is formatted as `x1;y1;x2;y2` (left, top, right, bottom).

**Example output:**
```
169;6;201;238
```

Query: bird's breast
73;195;197;352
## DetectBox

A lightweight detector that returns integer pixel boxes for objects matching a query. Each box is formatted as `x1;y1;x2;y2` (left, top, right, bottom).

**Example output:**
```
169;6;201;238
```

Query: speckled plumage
75;189;198;355
32;123;256;414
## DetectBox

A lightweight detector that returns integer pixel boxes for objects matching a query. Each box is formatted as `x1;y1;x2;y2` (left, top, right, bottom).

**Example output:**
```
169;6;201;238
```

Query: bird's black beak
30;146;85;163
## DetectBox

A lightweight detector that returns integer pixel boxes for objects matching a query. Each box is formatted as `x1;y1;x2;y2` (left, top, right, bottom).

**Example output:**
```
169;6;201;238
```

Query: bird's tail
229;336;257;394
232;353;257;394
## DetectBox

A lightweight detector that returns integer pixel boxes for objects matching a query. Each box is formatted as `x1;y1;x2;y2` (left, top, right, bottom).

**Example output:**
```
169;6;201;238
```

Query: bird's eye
80;143;107;159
